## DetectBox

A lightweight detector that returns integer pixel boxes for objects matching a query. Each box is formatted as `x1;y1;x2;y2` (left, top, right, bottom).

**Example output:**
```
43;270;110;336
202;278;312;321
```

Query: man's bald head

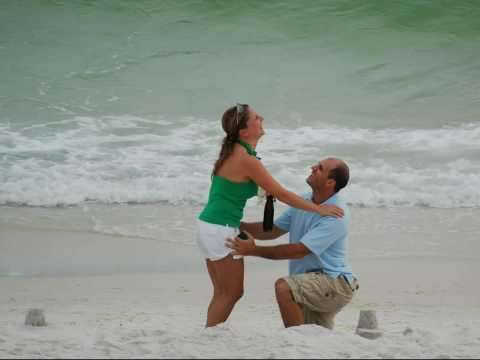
326;158;350;193
306;158;350;196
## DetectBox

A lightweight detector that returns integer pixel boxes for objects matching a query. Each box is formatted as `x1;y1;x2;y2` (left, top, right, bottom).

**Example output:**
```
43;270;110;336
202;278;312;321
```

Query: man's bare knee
275;279;293;302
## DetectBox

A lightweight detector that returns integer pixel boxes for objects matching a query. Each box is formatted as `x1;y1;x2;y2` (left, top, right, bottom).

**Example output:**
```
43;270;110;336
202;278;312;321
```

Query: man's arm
240;221;287;240
250;243;311;260
226;233;311;260
228;217;345;261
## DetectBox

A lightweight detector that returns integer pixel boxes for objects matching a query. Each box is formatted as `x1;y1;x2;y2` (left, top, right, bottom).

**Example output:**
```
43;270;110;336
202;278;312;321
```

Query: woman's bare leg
205;255;244;327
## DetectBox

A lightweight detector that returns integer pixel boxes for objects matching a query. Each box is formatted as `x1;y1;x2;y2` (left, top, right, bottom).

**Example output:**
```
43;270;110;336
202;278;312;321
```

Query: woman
197;104;343;327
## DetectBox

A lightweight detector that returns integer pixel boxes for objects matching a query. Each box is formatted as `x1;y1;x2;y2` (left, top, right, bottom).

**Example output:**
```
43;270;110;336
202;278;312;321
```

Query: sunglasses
235;103;247;129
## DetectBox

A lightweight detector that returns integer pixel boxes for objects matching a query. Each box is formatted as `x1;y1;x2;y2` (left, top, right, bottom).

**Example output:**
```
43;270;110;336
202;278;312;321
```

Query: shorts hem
204;253;243;262
206;253;231;261
283;276;304;305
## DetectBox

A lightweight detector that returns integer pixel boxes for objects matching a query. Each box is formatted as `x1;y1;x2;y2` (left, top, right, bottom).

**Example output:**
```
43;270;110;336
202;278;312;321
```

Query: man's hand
239;221;287;240
226;231;256;256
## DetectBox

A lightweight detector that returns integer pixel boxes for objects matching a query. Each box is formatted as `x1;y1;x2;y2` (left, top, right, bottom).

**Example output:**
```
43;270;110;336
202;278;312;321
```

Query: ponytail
212;136;236;176
211;104;249;176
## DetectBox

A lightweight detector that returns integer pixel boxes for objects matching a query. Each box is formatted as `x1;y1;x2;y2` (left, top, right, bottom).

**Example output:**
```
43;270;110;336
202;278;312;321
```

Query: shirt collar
309;191;340;205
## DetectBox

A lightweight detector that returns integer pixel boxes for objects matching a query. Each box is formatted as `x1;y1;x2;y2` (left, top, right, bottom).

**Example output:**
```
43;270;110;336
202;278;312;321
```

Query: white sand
1;269;479;359
1;206;480;358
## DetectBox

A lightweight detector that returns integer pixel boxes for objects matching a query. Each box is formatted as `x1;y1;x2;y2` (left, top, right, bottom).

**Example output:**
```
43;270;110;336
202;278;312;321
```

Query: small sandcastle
356;309;382;339
25;308;46;327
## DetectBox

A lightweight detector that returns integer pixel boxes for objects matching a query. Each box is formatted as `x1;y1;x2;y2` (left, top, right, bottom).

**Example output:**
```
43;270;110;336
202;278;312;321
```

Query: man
226;157;358;330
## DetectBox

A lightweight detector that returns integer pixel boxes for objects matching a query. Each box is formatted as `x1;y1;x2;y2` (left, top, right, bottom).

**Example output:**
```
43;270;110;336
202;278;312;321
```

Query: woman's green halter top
198;140;259;228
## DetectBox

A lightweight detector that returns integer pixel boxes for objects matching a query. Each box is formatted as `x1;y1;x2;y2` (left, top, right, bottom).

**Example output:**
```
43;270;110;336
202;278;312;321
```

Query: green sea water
1;0;479;207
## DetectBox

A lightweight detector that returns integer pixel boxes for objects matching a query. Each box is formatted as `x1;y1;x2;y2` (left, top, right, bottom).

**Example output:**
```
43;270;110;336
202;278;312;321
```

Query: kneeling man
227;157;358;329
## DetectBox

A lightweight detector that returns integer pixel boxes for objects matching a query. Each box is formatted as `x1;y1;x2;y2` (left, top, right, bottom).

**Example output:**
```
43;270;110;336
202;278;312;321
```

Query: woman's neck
239;138;258;149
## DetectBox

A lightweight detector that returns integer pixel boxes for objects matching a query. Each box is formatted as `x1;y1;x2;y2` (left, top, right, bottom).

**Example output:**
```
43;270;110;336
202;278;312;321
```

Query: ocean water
1;0;480;210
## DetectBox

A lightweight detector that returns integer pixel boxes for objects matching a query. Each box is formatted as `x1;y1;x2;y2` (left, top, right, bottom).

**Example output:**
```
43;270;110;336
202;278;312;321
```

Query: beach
1;205;479;358
1;1;480;358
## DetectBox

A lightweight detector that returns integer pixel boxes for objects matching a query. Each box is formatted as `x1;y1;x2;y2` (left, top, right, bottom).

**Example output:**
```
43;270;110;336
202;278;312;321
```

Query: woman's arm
243;156;343;217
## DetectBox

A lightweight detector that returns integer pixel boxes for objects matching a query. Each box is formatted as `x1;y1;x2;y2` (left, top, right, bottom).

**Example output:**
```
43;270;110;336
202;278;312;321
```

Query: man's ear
326;178;336;190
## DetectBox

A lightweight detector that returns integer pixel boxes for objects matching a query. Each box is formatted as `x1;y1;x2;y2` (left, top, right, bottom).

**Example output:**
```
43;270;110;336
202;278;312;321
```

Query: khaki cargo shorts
284;272;359;330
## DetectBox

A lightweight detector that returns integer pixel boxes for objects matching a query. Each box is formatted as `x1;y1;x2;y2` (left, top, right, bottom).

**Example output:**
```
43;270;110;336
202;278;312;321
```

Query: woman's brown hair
212;104;250;176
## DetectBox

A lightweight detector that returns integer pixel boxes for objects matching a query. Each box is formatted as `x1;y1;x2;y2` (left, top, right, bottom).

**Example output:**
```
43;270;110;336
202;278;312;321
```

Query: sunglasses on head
235;103;247;129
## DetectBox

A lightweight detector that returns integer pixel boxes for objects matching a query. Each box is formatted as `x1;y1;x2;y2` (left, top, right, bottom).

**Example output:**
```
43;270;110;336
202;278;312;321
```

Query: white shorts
196;219;242;261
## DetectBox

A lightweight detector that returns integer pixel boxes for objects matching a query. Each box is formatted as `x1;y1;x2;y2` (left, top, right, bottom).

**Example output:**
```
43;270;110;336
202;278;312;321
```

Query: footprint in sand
151;329;167;337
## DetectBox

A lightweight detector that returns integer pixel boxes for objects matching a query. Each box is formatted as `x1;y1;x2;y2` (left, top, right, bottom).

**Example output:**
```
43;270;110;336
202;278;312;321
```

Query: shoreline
1;204;479;277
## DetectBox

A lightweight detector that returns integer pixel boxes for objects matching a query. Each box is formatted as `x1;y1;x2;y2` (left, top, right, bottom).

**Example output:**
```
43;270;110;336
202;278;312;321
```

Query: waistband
307;268;359;292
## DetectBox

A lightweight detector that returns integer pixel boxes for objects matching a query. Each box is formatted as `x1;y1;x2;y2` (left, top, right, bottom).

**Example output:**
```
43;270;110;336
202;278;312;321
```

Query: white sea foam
1;116;479;208
263;122;480;152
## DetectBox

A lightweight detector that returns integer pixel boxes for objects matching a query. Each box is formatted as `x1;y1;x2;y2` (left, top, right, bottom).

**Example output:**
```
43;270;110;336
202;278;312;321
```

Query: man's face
306;159;336;191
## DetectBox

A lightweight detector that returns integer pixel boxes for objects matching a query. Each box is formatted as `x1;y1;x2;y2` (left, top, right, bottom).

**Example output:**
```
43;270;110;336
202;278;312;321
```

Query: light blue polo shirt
274;192;354;283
